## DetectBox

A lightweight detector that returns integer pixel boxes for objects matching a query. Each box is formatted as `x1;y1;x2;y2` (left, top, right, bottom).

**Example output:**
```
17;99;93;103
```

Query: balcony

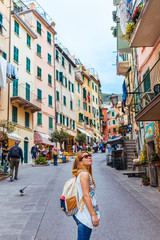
117;23;131;54
10;85;41;113
130;0;160;47
117;54;129;76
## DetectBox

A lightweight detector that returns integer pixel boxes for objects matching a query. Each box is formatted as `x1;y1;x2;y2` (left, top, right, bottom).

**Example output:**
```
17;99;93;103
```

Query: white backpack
60;175;84;216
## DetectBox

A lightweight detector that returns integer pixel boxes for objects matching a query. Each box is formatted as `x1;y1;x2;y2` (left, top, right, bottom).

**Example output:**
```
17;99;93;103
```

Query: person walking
52;147;58;166
8;141;23;181
72;151;100;240
31;144;38;162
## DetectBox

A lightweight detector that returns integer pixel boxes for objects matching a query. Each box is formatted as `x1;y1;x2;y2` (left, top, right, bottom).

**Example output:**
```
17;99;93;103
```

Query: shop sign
146;122;154;139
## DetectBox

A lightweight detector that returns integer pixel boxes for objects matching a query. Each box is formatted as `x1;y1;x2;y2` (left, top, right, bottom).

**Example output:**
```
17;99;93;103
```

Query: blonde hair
72;151;95;186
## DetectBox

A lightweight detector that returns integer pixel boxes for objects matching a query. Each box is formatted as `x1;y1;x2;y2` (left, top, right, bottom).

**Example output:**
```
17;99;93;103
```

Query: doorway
24;137;28;163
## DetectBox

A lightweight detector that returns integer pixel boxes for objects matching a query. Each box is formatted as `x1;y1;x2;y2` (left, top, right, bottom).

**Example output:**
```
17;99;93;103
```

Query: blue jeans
73;215;92;240
53;155;58;165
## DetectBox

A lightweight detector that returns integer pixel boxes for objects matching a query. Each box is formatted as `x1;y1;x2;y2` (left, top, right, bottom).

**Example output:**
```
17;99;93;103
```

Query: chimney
51;21;55;29
30;3;35;10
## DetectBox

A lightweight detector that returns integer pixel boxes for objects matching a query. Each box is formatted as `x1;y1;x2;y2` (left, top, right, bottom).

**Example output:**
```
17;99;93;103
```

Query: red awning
34;132;54;146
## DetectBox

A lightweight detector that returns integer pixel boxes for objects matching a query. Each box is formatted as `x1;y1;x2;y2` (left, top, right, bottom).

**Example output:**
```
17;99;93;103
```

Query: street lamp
110;94;118;107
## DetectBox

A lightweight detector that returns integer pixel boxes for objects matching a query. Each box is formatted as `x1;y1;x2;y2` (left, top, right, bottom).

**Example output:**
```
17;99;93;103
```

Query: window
88;79;90;85
37;89;42;102
27;34;31;47
48;95;52;107
108;120;110;126
13;46;19;63
89;105;91;113
95;85;97;92
77;83;80;93
0;13;3;34
78;99;80;108
14;20;19;35
48;74;52;86
70;100;73;110
37;44;41;57
48;53;51;65
96;98;97;104
49;117;53;129
143;69;151;93
37;66;42;79
112;119;116;125
2;51;7;60
56;49;59;61
12;106;17;123
26;83;30;101
13;79;18;96
37;21;41;35
72;83;74;93
89;119;92;127
83;102;87;111
79;113;83;122
84;116;88;125
37;112;42;125
56;70;59;81
25;112;29;128
63;96;66;106
112;111;115;117
93;95;95;101
60;114;62;124
56;91;59;101
83;88;87;99
62;56;65;67
69;81;71;91
92;82;94;90
59;72;63;84
67;117;69;127
26;57;30;73
113;128;116;133
65;77;67;87
47;31;51;44
69;64;71;74
73;120;75;130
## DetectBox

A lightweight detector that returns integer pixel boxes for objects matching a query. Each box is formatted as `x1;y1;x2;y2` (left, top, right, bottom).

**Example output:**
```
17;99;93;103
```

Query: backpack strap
78;197;84;212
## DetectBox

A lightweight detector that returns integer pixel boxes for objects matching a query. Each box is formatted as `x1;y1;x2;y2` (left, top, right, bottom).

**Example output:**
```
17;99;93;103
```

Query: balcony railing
134;58;160;114
10;84;41;113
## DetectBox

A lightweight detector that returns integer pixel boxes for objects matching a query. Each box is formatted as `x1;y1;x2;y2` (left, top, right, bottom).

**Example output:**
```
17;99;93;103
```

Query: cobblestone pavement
0;153;160;240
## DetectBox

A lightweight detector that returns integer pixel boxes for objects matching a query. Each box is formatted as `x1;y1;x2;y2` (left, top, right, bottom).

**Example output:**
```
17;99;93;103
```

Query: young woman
72;151;100;240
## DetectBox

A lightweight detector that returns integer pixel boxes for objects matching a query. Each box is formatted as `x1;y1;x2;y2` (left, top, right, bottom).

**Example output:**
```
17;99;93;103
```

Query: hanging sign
146;122;154;139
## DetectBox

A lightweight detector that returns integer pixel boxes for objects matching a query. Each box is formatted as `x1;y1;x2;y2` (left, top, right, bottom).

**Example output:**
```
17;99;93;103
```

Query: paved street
1;153;160;240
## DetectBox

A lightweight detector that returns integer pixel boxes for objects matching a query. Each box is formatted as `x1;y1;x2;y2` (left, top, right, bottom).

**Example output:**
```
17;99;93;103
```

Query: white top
75;172;100;229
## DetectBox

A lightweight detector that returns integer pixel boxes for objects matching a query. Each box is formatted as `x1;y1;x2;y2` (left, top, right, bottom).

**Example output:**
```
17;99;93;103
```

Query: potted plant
111;26;117;38
35;154;48;165
141;175;150;186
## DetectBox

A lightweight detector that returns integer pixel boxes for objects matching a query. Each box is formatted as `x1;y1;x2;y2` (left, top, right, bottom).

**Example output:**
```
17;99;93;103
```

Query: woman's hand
91;214;99;227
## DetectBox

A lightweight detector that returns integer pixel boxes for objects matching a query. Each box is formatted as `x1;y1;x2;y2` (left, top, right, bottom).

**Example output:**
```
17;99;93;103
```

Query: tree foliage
49;129;69;148
76;133;86;145
0;120;15;142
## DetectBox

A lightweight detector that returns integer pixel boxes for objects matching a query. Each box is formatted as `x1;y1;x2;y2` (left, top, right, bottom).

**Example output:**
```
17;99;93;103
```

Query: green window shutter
56;70;59;80
88;79;90;85
48;74;52;86
56;91;59;101
112;111;115;117
37;112;42;125
49;117;53;129
143;69;151;93
13;46;19;63
112;119;116;125
95;85;97;92
37;21;41;35
63;96;66;105
70;100;73;110
27;34;31;47
82;75;84;81
113;128;116;133
89;119;92;126
25;112;29;128
26;57;30;72
69;64;71;74
79;113;81;122
69;80;71;91
26;83;30;101
37;66;42;79
48;53;51;65
12;106;17;123
56;112;58;123
37;44;41;56
92;82;94;90
73;120;75;130
48;95;52;106
96;98;97;104
62;56;65;67
59;72;63;84
83;88;86;99
13;79;18;96
78;99;80;108
78;83;80;92
37;89;42;101
0;13;3;25
89;105;91;113
2;52;7;60
63;115;65;125
60;114;62;124
56;49;59;61
72;83;74;93
65;77;67;87
67;117;69;127
47;31;51;44
14;20;19;35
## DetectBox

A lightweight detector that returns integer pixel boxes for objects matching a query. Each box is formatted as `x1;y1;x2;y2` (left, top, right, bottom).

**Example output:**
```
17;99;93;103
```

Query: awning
135;93;160;121
34;132;54;145
106;136;124;145
77;127;93;138
8;132;23;141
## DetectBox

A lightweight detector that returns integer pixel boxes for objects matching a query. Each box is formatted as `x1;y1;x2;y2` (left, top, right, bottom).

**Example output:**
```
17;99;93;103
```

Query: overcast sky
38;0;124;94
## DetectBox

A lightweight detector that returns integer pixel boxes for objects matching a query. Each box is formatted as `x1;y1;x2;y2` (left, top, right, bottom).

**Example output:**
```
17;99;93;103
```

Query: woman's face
80;153;92;167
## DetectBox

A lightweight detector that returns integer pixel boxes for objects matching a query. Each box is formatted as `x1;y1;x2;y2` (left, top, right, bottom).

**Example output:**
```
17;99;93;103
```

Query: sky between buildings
37;0;124;94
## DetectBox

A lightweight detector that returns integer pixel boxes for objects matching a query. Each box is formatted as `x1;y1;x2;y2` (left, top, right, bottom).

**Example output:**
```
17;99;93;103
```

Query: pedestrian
72;151;100;240
8;141;23;181
72;144;76;153
41;145;47;157
99;141;103;153
52;147;58;166
31;144;38;162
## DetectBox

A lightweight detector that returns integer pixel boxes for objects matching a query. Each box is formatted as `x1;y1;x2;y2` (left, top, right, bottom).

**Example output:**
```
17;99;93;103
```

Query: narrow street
1;153;160;240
